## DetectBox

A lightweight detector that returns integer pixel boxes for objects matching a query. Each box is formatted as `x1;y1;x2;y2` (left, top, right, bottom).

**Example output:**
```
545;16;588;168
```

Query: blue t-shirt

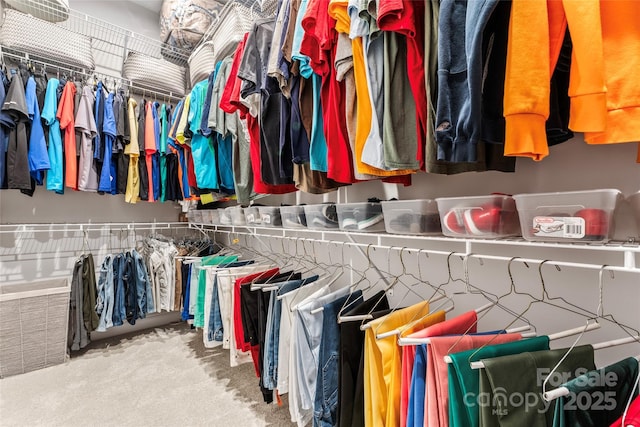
41;78;63;194
25;76;50;185
98;91;116;193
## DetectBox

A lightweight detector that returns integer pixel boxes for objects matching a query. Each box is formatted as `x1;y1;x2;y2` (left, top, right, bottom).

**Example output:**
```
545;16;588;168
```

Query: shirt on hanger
479;345;596;427
426;333;524;427
42;78;63;193
552;357;639;427
124;97;140;202
76;85;99;192
363;300;431;427
25;76;50;186
448;335;551;427
401;309;480;427
57;81;77;190
3;72;31;191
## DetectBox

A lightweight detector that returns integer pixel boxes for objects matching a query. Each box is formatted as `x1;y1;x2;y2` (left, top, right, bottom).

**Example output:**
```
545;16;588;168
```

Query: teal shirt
41;78;63;193
189;79;218;189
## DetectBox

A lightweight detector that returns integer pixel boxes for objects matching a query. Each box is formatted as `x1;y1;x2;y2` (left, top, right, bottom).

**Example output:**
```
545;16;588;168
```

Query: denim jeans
292;286;352;427
112;253;126;327
208;274;224;342
96;254;114;332
263;275;320;391
132;249;153;317
313;290;363;427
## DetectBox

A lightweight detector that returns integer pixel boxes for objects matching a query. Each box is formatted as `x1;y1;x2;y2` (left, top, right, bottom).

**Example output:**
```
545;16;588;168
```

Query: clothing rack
199;227;640;274
0;49;184;103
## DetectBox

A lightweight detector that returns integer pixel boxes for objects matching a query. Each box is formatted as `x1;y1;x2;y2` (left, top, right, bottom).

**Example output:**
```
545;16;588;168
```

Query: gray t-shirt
75;85;99;192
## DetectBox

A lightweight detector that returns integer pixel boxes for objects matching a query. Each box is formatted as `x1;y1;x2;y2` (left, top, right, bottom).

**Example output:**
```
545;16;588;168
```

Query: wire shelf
1;0;191;71
186;0;278;85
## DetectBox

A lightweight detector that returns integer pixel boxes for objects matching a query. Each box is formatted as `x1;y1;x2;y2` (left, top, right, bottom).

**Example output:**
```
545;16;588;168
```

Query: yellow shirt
125;97;140;204
364;301;433;427
176;94;191;145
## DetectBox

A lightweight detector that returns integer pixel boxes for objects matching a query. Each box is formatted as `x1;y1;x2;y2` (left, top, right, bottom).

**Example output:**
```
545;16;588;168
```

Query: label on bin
532;216;585;238
246;213;256;223
261;214;272;224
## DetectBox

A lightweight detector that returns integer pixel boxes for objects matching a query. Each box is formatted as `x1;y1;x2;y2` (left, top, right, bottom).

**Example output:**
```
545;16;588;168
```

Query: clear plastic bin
436;195;520;238
189;210;204;224
336;202;385;232
630;191;640;238
280;205;307;229
303;204;339;230
381;199;442;235
227;206;246;226
218;208;232;225
244;206;262;226
513;189;621;242
208;209;220;225
201;210;219;225
258;206;282;227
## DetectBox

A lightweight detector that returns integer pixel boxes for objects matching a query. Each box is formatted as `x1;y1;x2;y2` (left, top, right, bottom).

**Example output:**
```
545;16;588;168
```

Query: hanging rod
204;228;640;274
0;50;183;103
0;222;190;234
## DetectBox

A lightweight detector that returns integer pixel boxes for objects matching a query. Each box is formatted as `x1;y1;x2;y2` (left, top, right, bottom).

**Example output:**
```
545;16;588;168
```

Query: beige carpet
0;323;295;427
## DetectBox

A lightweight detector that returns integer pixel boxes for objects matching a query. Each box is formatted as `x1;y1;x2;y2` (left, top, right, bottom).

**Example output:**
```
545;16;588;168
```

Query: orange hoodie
504;0;640;161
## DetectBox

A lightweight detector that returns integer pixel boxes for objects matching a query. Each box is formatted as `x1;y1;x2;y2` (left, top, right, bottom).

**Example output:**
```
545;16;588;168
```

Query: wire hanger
374;248;457;339
337;243;377;323
362;247;446;333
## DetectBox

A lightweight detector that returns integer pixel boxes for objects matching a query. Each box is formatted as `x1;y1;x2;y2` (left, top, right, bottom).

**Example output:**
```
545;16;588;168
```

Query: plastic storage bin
244;207;262;226
630;191;640;237
218;208;232;225
303;204;339;230
436;195;520;238
0;278;70;377
280;205;307;229
259;206;282;227
336;202;385;232
189;210;204;224
381;199;442;235
513;189;621;242
227;206;246;226
201;210;219;225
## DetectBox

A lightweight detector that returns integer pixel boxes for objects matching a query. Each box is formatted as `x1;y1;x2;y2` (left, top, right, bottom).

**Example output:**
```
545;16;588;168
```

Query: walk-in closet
1;0;639;426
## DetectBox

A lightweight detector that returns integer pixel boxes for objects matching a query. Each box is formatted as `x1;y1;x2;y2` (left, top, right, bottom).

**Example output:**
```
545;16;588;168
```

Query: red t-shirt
221;34;250;118
57;82;77;190
378;0;427;170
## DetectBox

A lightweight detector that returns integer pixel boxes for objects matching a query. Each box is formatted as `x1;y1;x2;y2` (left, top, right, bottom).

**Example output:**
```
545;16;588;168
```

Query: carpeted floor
0;323;296;427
